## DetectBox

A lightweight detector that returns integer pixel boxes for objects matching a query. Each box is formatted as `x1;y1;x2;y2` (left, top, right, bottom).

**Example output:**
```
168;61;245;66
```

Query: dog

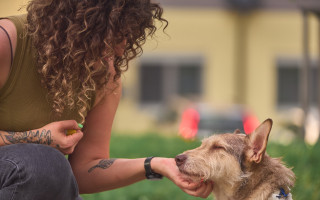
175;119;295;200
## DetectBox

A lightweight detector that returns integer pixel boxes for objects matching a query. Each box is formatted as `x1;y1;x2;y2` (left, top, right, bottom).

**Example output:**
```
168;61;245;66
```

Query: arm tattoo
88;159;117;173
0;129;52;145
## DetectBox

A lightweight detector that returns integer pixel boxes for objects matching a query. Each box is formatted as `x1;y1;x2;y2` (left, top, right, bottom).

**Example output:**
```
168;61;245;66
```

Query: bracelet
144;157;163;180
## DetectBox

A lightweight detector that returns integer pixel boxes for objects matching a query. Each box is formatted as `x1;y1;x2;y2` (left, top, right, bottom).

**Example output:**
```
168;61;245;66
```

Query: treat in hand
66;123;83;135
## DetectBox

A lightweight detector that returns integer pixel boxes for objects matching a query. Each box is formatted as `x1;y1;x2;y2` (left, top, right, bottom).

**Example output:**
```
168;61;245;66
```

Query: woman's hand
152;157;213;198
41;120;83;155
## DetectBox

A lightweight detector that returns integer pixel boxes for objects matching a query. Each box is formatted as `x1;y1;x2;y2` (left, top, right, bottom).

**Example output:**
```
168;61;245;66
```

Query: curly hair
26;0;168;123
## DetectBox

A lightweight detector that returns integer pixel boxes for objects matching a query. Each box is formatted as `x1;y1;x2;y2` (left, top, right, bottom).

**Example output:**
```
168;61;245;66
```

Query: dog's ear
247;119;273;163
233;129;241;134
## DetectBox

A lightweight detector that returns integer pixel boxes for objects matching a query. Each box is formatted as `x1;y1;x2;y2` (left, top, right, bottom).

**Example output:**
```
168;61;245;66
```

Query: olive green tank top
0;15;94;132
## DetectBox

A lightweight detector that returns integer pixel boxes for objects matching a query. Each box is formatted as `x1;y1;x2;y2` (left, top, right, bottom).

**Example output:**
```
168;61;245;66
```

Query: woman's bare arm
0;19;16;89
68;68;213;197
0;129;53;146
0;120;84;155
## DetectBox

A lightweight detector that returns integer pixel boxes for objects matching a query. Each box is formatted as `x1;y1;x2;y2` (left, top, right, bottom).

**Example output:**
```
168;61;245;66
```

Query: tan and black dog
175;119;295;200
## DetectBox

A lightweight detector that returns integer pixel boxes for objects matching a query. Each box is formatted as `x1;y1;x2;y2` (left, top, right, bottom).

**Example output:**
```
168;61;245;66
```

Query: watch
144;157;163;180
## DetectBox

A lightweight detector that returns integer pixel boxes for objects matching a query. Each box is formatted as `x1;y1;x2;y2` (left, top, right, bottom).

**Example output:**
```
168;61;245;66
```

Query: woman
0;0;213;199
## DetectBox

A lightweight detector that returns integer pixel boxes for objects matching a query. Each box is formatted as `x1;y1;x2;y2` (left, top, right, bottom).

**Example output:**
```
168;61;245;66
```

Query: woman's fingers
202;181;214;198
179;179;201;190
58;120;80;131
182;181;213;198
44;120;84;154
158;158;213;198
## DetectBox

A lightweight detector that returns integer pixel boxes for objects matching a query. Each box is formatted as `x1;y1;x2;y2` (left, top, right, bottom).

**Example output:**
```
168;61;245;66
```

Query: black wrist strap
144;157;163;180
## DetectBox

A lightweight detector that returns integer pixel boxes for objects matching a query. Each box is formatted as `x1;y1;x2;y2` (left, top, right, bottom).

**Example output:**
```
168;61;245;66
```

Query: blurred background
118;0;320;146
1;0;320;199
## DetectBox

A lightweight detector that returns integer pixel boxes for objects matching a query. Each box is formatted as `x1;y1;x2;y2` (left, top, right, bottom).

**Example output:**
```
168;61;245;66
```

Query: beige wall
246;11;318;120
246;11;303;118
151;9;238;106
0;0;27;17
115;8;319;133
114;9;241;133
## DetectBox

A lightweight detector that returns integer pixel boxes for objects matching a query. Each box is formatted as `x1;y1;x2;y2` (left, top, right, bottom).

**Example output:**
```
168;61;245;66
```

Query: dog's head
175;119;273;186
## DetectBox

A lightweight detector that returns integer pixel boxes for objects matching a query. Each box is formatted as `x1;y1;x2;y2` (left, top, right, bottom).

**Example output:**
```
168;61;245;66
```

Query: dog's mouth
178;167;205;181
175;154;208;182
178;168;193;176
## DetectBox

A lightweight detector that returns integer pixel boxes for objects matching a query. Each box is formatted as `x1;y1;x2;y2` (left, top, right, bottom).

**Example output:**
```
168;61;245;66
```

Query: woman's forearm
70;156;213;197
0;129;53;146
72;158;148;194
0;120;83;155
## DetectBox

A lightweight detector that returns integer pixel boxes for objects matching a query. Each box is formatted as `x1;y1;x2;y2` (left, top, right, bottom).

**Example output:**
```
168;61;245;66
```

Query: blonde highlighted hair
26;0;167;123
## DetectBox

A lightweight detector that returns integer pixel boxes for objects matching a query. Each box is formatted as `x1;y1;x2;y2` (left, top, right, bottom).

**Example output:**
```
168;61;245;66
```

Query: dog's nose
175;154;187;167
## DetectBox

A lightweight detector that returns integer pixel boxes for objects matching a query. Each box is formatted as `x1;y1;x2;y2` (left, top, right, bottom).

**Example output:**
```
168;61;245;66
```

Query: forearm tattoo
88;159;117;173
0;129;52;145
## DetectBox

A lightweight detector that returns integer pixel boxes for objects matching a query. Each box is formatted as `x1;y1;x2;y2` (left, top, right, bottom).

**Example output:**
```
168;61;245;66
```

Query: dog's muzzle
175;154;187;167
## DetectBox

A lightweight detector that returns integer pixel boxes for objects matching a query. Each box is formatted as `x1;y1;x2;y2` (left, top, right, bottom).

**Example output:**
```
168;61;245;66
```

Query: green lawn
81;133;320;200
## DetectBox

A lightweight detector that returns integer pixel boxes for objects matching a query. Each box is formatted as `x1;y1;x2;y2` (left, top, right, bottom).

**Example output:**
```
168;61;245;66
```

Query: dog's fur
175;119;295;200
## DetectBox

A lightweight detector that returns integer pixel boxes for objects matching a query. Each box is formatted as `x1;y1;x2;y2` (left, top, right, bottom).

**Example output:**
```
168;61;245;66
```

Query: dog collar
269;188;293;200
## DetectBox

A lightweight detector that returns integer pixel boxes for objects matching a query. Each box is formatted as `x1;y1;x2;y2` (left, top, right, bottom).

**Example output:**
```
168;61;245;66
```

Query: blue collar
276;188;289;199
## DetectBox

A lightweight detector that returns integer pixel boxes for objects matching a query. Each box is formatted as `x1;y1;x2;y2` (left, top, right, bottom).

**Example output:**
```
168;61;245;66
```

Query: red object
179;108;200;139
243;112;260;134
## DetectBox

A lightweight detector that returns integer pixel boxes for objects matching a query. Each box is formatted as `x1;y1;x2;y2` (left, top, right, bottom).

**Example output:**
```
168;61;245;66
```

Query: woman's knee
0;144;79;199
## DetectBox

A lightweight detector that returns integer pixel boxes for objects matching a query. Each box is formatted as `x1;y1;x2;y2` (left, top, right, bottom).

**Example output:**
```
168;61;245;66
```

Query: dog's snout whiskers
175;154;187;167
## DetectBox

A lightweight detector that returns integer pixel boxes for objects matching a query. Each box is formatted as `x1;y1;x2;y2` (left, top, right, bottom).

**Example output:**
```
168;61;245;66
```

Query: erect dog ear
233;129;241;134
247;119;273;163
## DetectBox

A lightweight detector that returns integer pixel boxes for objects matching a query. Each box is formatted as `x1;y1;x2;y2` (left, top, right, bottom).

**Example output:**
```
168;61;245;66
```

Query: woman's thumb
60;120;81;130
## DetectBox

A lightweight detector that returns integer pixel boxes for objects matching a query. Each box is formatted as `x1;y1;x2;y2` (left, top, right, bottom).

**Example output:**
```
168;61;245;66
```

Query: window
139;55;203;104
178;64;202;96
277;59;318;107
277;66;300;105
140;64;164;103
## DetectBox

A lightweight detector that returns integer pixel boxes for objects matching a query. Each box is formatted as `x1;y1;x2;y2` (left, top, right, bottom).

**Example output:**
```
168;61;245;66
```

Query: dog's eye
211;146;225;151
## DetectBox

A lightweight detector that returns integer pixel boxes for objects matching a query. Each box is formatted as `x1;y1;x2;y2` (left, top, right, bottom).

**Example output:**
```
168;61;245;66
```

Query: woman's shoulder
3;14;27;30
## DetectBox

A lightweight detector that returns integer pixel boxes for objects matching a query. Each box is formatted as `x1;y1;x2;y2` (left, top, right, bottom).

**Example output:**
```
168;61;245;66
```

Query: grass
267;140;320;199
81;133;320;200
